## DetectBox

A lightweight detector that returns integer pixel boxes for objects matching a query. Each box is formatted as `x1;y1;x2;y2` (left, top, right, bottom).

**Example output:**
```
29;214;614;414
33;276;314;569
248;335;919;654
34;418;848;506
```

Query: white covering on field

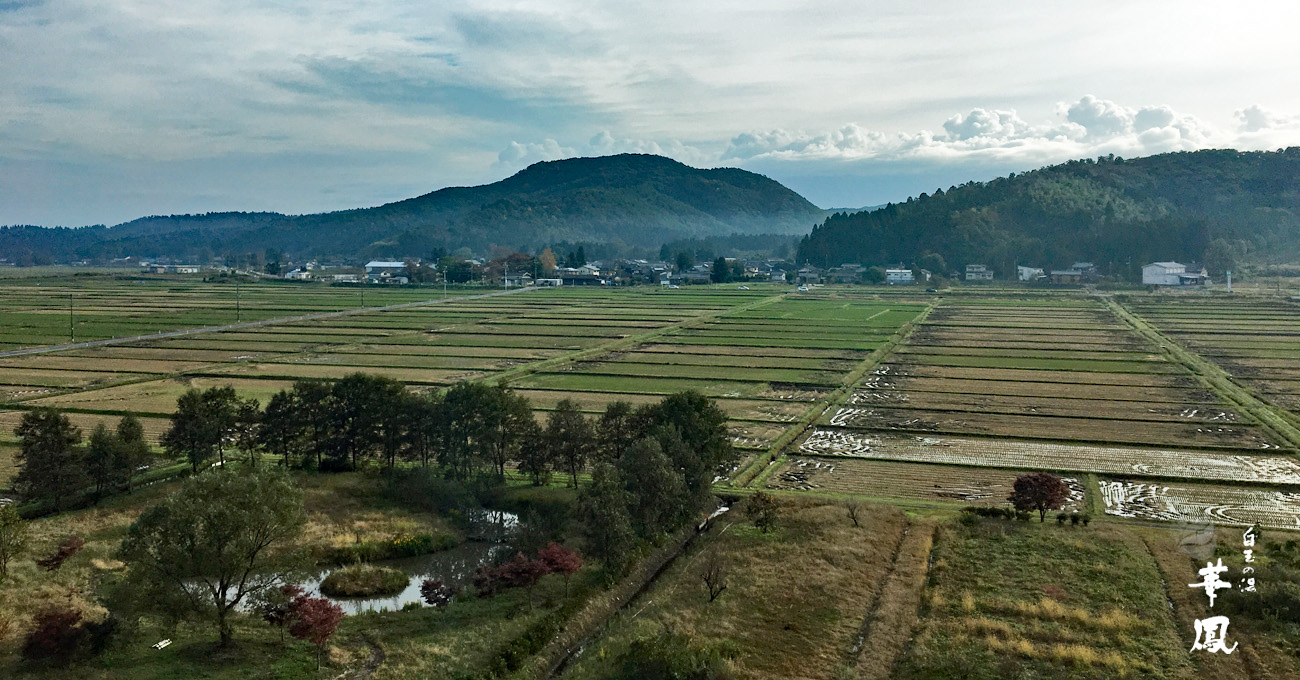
1100;479;1300;529
798;428;1300;484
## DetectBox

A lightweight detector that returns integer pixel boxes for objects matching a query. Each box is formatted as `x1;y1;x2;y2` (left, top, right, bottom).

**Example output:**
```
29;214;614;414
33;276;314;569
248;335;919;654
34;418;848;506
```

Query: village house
1050;269;1082;284
827;263;867;284
1017;266;1045;282
1142;261;1207;286
964;264;993;281
885;268;915;285
364;260;408;281
795;267;823;285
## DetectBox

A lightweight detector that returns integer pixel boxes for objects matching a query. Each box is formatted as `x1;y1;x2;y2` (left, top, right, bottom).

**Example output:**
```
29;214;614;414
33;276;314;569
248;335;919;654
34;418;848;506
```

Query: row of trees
163;375;737;487
10;373;736;523
12;411;151;512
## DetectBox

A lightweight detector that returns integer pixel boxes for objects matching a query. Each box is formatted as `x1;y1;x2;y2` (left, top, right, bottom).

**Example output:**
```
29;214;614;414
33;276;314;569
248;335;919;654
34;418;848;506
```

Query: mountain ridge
0;154;827;262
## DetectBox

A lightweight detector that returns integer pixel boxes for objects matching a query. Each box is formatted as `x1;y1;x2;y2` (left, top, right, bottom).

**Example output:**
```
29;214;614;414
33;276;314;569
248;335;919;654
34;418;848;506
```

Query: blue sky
3;0;1300;226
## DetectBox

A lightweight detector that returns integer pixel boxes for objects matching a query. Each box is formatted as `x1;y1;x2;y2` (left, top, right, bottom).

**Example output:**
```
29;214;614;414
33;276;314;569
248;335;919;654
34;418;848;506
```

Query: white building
364;260;407;277
965;264;993;281
1017;266;1045;282
885;268;915;285
1142;262;1186;286
1143;261;1208;286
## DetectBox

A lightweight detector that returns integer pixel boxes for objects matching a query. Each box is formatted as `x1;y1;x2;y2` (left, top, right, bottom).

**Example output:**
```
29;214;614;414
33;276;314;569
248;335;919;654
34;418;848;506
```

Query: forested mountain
797;148;1300;278
0;154;826;263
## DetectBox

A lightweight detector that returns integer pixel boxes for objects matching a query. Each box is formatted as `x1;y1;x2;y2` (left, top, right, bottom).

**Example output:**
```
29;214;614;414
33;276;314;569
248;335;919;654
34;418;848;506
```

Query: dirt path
847;520;937;680
336;634;385;680
522;508;732;680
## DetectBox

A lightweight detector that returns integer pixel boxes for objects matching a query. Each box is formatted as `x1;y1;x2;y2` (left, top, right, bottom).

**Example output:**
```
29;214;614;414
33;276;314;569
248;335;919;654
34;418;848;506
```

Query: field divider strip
1107;297;1300;451
732;303;936;489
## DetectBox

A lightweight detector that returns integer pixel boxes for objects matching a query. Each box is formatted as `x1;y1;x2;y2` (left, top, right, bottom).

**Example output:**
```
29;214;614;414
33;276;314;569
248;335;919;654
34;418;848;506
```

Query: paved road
0;286;539;360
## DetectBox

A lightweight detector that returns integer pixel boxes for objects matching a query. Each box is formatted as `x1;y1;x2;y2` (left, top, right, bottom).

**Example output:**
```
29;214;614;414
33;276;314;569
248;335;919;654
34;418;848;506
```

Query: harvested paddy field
1100;478;1300;528
513;291;927;452
1124;296;1300;417
835;299;1285;451
767;457;1084;509
796;429;1300;484
0;282;925;469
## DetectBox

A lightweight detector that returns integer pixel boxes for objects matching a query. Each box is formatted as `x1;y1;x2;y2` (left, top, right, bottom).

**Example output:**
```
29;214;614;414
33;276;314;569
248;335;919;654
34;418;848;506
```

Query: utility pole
68;293;74;342
235;279;242;323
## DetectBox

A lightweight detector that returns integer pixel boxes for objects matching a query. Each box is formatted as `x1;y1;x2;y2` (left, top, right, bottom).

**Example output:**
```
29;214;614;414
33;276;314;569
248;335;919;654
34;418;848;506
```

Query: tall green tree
162;389;218;472
13;408;85;512
83;424;118;504
117;467;305;646
576;463;635;574
325;373;406;469
618;437;689;536
115;415;151;493
546;399;595;487
710;256;730;283
596;401;638;463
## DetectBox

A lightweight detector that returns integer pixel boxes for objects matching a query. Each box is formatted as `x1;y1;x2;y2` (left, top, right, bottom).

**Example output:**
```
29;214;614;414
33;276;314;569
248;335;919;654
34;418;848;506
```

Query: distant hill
797;148;1300;278
0;154;827;262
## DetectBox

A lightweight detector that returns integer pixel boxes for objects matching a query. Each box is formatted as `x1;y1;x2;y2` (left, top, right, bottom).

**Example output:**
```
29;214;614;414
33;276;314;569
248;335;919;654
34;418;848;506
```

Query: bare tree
700;551;729;603
844;499;863;528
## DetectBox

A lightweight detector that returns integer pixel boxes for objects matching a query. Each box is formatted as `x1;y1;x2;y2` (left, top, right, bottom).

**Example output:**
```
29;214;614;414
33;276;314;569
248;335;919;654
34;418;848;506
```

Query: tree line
10;373;739;516
796;148;1300;278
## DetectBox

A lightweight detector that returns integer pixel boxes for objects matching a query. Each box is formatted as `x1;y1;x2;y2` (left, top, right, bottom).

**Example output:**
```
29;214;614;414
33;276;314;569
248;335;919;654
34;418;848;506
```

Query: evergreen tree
576;463;635;573
114;415;150;493
546;399;595;487
13;409;85;512
83;424;117;504
618;437;689;536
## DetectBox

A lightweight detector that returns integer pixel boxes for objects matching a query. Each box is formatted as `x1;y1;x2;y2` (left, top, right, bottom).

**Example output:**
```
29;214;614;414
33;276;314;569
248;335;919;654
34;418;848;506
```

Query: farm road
0;286;539;360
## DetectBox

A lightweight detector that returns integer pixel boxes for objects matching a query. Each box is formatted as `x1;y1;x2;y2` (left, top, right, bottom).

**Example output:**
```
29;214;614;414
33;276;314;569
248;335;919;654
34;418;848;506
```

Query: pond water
285;509;519;615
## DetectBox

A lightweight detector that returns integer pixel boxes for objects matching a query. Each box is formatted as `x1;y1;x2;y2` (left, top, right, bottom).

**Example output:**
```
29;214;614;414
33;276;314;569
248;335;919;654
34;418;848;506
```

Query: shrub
319;565;409;598
1056;513;1068;525
36;535;85;571
22;607;86;663
325;532;456;564
610;630;735;680
420;578;455;607
746;492;779;533
1081;514;1091;526
1070;512;1081;526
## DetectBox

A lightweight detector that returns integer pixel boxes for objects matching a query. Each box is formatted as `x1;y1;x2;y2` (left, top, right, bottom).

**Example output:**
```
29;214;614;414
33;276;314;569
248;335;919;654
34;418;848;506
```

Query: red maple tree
288;593;344;669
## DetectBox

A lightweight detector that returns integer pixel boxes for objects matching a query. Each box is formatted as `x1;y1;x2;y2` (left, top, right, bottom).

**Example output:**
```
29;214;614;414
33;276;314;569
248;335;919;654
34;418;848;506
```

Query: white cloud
718;95;1291;167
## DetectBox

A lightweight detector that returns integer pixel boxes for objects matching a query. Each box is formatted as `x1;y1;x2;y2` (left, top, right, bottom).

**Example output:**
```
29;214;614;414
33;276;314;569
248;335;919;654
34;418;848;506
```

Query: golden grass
854;522;937;680
564;498;910;680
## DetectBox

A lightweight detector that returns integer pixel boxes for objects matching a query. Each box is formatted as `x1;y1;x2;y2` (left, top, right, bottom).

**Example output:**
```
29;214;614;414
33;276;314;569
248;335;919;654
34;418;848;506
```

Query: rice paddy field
1123;296;1300;417
6;276;1300;533
776;294;1300;530
0;278;930;490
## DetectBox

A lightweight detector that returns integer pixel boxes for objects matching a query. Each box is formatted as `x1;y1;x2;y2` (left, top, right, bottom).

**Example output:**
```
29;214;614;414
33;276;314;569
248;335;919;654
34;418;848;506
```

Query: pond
287;509;519;615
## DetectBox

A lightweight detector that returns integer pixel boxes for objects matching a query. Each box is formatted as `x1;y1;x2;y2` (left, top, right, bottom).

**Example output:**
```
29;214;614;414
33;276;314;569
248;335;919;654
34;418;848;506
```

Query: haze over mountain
797;147;1300;278
0;154;826;262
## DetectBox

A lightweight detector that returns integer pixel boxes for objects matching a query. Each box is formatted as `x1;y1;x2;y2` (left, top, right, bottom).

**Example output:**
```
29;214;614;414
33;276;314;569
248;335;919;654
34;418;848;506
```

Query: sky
3;0;1300;226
